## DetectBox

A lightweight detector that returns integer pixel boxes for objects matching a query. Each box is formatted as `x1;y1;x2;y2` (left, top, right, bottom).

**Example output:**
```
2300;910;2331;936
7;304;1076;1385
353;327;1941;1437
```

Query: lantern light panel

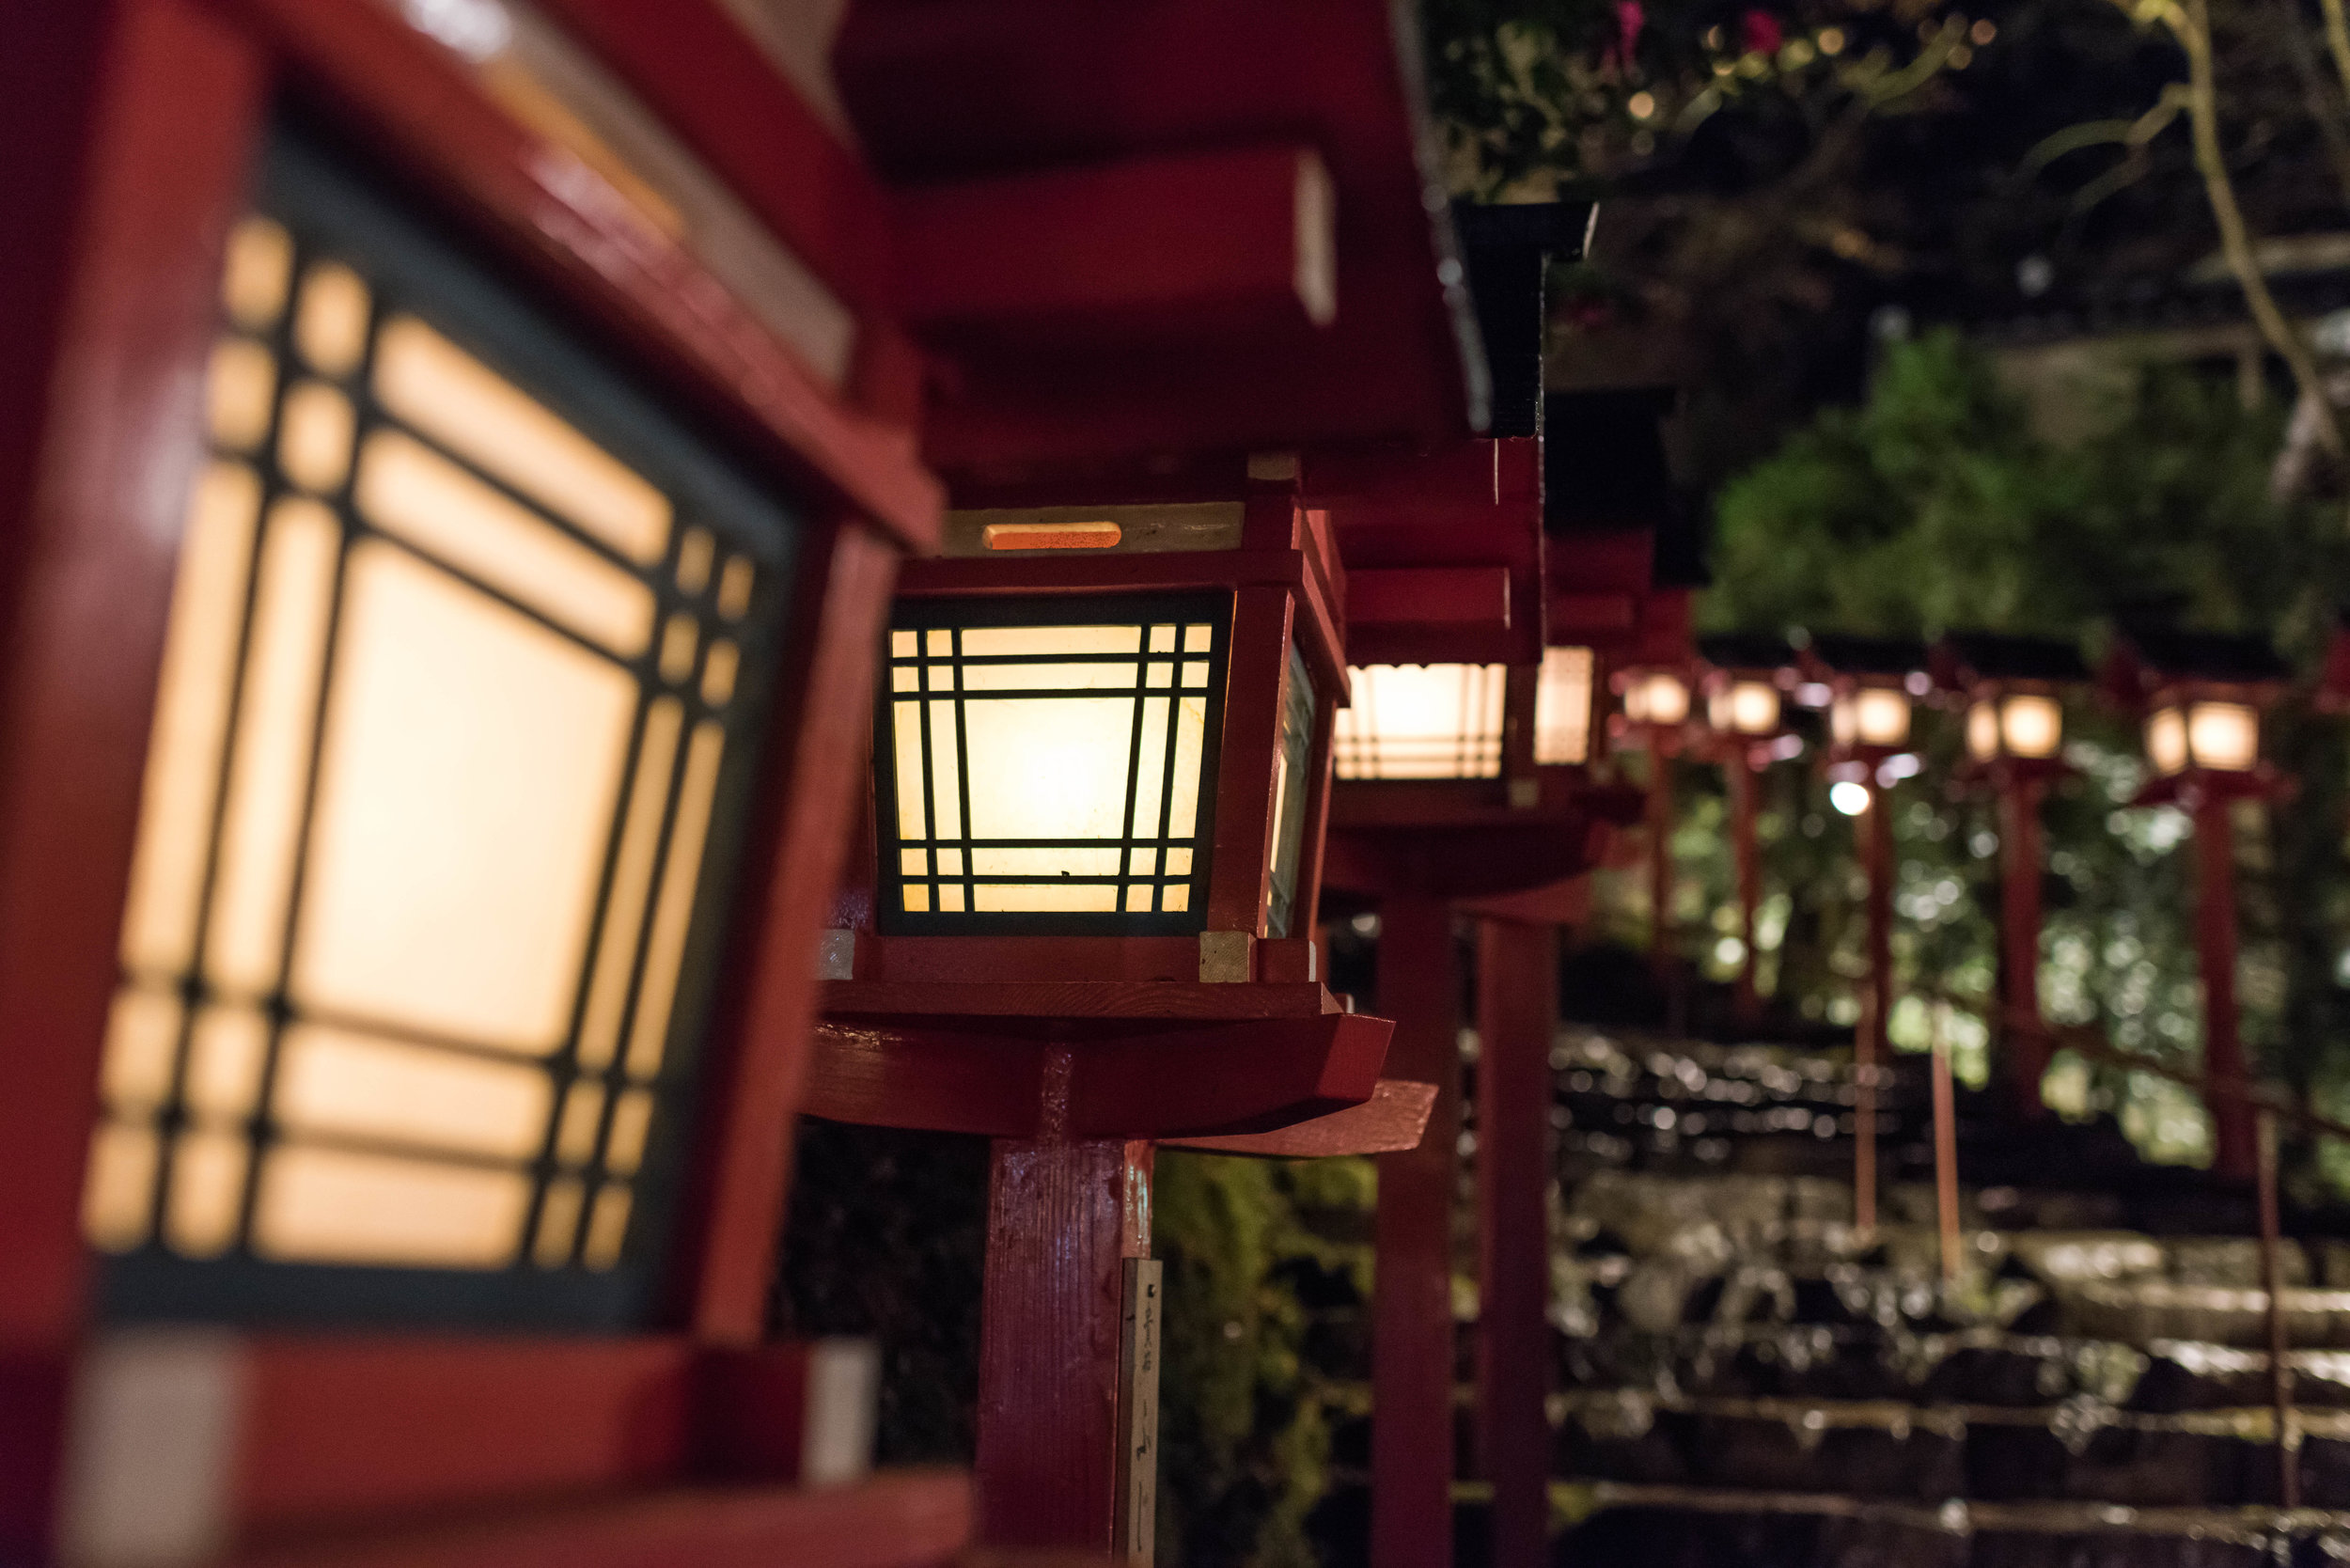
2147;700;2259;775
1708;679;1780;738
1533;646;1595;765
1334;663;1508;779
1830;687;1911;749
876;596;1236;933
1622;670;1690;728
85;135;786;1322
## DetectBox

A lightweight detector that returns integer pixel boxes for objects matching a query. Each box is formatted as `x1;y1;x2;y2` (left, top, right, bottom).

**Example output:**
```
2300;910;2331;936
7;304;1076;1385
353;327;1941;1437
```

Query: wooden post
1646;748;1674;984
1931;1016;1960;1285
1731;755;1763;1030
2195;792;2256;1182
1371;896;1462;1568
1998;776;2050;1116
1856;777;1893;1233
2256;1109;2300;1508
976;1053;1155;1559
1475;917;1556;1568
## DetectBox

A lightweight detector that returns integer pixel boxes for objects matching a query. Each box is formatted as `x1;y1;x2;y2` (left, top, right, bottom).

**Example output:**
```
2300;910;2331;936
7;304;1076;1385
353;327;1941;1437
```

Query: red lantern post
2107;631;2291;1184
1695;634;1802;1030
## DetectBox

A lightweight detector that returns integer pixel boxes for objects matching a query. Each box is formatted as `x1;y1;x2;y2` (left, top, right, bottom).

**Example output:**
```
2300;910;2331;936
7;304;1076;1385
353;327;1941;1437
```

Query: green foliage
1684;332;2350;1168
1154;1152;1375;1567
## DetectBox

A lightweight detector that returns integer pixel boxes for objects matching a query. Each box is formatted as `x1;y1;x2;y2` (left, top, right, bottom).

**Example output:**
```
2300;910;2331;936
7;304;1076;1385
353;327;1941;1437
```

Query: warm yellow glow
84;1123;159;1254
222;216;293;330
1622;670;1690;727
1832;686;1910;747
579;697;681;1071
1334;663;1507;779
293;541;634;1055
207;338;276;450
254;1148;530;1267
625;720;725;1077
2001;694;2063;760
278;381;355;494
354;431;654;654
885;618;1218;916
1709;678;1780;737
293;261;371;377
584;1183;634;1268
1534;647;1594;765
1966;701;1999;762
2146;707;2189;776
274;1023;553;1160
2188;700;2260;772
100;989;180;1110
184;1006;267;1121
119;462;260;976
983;520;1121;550
373;315;671;563
166;1130;248;1259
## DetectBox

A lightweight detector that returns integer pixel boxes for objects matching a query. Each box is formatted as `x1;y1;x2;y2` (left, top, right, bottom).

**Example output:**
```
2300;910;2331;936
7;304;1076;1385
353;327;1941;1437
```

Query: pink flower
1741;8;1784;55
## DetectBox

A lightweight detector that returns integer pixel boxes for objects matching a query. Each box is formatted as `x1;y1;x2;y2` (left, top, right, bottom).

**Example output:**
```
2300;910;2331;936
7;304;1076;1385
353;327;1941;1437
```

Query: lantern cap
1801;633;1930;683
2103;626;2291;709
1932;631;2089;690
1455;201;1595;441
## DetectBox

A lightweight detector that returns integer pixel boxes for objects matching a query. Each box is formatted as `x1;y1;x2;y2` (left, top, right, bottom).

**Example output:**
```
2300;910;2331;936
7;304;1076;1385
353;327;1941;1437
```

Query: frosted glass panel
880;601;1227;925
1534;647;1594;765
86;164;785;1309
1334;664;1507;779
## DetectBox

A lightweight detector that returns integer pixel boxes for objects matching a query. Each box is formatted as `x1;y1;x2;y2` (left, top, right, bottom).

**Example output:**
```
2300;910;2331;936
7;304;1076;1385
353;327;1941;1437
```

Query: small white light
1966;701;1999;762
1794;681;1833;709
1830;780;1872;815
2001;694;2062;760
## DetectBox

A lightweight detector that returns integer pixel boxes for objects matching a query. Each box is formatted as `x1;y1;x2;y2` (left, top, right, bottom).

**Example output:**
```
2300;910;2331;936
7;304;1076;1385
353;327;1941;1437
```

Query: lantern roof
1457;201;1595;440
1697;631;1798;677
2103;626;2292;709
831;0;1492;477
1933;632;2090;689
1803;633;1929;683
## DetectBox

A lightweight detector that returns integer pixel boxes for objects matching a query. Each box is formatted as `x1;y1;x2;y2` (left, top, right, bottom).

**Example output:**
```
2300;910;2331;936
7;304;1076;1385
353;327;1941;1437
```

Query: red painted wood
2197;791;2257;1181
976;1122;1151;1553
1646;750;1675;983
822;979;1338;1021
671;523;902;1343
233;0;943;552
230;1469;976;1568
1474;918;1555;1568
1161;1078;1435;1158
1371;898;1461;1568
1346;568;1512;634
896;145;1326;337
1731;759;1762;1029
529;0;895;311
1857;777;1894;1230
1208;585;1298;934
848;935;1202;983
237;1340;696;1528
1292;690;1338;942
1998;776;2050;1113
0;0;260;1371
803;1011;1391;1140
1322;775;1640;902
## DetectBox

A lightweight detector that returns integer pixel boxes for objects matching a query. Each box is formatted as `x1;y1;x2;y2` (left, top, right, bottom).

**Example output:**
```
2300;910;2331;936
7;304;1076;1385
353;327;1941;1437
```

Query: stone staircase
1540;1027;2350;1567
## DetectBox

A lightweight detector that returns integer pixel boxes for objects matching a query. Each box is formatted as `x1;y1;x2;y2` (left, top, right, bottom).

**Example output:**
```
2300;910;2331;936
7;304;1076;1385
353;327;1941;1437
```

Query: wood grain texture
1474;917;1554;1568
1160;1078;1434;1158
1371;899;1461;1568
975;1139;1150;1553
230;1469;975;1568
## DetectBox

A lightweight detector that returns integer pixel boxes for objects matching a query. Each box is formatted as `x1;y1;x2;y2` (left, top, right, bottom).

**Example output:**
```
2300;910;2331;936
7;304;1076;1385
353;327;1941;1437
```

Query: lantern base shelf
1160;1076;1435;1157
809;983;1392;1140
1323;776;1642;899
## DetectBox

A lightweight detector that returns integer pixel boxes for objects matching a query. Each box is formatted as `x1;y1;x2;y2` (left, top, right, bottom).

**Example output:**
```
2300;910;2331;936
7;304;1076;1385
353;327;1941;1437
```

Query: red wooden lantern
1695;633;1801;1028
1933;633;2089;1112
2107;629;2292;1182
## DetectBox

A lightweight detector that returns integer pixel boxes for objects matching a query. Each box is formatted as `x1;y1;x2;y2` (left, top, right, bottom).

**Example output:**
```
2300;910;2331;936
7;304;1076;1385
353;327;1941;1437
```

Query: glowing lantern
1533;645;1597;766
2146;699;2259;776
1334;662;1508;780
1621;667;1691;729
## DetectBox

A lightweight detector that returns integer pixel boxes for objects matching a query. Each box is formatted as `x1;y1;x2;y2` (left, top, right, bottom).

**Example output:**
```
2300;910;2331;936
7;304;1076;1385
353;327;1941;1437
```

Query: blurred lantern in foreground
2107;629;2292;1182
1934;634;2088;1116
1533;644;1599;766
1802;634;1931;1231
1611;654;1699;984
1696;633;1800;1029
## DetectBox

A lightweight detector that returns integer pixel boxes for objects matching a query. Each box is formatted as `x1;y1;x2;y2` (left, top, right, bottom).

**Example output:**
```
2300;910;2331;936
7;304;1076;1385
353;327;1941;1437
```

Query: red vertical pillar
1856;778;1893;1231
2196;792;2256;1181
1646;750;1675;985
1731;757;1762;1029
976;1056;1153;1553
1998;776;2050;1114
1476;917;1556;1568
1371;897;1462;1568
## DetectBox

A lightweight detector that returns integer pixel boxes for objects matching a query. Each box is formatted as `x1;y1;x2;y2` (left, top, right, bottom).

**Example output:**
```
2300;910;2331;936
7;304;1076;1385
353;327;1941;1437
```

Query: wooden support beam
1474;918;1554;1568
975;1128;1152;1557
804;1010;1391;1140
1160;1078;1434;1157
2198;791;2257;1182
896;146;1335;341
1371;898;1461;1568
1998;776;2050;1113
